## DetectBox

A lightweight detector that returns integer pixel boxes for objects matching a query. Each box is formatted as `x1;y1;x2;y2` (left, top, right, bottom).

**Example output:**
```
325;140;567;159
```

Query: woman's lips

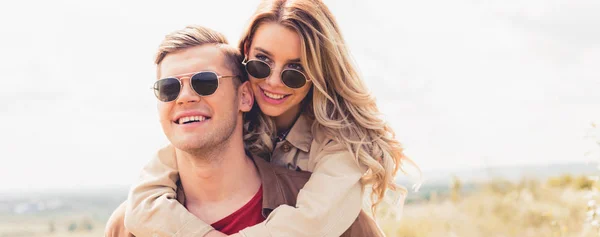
260;88;290;105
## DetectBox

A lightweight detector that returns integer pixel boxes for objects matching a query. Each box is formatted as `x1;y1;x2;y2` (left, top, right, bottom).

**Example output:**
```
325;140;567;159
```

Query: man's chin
168;137;207;152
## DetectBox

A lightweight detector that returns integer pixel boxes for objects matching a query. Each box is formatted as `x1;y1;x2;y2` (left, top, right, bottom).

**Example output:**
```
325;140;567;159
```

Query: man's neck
175;140;262;223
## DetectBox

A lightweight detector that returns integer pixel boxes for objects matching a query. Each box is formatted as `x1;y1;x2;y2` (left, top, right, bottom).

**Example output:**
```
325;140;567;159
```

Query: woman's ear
243;40;250;56
238;81;254;112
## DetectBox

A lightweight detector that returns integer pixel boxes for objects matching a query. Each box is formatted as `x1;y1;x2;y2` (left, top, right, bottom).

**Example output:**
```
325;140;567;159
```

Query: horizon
1;160;597;195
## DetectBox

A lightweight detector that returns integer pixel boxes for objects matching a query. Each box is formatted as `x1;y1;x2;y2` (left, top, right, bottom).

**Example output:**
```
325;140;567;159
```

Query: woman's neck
274;103;302;132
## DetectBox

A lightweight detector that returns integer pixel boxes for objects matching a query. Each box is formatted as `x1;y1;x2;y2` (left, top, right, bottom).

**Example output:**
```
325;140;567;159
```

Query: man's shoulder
253;156;312;206
254;155;312;178
271;160;312;191
271;161;312;179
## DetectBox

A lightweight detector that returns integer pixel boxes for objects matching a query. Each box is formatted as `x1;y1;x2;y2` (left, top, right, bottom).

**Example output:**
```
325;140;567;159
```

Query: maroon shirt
211;186;265;235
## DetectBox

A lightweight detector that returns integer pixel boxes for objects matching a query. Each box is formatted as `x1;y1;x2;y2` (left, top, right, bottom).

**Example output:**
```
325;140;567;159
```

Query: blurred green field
0;217;104;237
0;189;123;237
2;174;598;237
379;175;599;237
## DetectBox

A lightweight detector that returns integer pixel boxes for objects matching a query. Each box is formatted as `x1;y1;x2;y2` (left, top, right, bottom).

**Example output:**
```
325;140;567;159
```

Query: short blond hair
155;25;246;85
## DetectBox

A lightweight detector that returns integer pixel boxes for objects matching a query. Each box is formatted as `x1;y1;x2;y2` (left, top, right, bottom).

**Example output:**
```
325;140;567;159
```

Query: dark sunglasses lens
155;78;181;102
191;72;219;96
281;70;307;88
246;60;271;78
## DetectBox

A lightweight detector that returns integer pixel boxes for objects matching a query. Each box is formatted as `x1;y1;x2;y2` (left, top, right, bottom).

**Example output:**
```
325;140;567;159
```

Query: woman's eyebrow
255;47;301;63
254;47;272;56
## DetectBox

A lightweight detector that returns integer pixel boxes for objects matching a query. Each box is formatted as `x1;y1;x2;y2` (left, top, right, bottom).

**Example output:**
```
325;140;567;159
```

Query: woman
122;0;415;236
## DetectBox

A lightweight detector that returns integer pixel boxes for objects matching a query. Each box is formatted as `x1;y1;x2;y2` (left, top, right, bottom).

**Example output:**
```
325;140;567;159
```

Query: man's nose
175;79;200;105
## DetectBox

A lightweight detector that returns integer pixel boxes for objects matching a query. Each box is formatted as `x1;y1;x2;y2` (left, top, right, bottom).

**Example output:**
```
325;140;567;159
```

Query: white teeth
178;115;207;124
264;91;285;99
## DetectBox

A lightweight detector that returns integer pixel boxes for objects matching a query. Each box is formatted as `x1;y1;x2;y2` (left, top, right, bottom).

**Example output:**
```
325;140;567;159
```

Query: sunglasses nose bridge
265;71;283;88
176;77;201;104
264;66;288;88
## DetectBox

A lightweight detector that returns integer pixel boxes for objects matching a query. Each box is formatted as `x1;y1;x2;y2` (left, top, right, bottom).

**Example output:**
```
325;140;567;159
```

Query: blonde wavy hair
240;0;418;213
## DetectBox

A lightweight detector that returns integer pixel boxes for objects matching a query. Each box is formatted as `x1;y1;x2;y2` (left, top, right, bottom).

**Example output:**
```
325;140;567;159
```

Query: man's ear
238;81;254;112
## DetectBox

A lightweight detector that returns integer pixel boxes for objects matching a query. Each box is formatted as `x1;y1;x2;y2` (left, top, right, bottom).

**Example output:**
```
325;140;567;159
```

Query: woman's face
246;22;312;118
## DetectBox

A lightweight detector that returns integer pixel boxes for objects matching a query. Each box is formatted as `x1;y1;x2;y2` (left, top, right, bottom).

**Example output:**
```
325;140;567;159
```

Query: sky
0;0;598;192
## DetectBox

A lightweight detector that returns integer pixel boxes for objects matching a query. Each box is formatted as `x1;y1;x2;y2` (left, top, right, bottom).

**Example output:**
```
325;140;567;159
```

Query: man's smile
176;115;209;124
173;111;212;125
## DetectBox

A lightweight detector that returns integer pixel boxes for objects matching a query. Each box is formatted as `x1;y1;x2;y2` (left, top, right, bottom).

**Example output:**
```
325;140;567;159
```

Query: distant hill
0;187;128;220
413;162;598;184
396;162;599;202
2;162;597;217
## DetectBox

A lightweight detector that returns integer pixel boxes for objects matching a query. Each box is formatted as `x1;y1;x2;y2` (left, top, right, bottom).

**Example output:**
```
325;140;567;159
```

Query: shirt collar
175;155;288;217
283;113;313;153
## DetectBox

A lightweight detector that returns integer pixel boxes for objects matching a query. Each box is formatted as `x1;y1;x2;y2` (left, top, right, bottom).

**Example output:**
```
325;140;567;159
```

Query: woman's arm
123;145;218;237
123;142;365;237
105;201;134;237
239;141;366;237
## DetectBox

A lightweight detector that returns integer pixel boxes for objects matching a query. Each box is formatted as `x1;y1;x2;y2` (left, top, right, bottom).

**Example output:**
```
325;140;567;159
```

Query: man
105;25;383;237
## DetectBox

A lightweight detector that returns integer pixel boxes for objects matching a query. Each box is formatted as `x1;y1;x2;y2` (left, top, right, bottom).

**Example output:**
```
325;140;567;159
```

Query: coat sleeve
105;201;135;237
124;145;215;237
240;141;365;237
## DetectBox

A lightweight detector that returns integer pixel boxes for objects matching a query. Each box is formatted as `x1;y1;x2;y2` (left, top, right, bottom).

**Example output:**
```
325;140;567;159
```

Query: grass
378;176;598;237
0;218;104;237
2;175;598;237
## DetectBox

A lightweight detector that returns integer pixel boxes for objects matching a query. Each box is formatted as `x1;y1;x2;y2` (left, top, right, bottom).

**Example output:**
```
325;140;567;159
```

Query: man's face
157;45;248;153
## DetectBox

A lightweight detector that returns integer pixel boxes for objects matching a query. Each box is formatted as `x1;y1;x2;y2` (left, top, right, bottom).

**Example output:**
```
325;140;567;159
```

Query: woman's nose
265;67;285;88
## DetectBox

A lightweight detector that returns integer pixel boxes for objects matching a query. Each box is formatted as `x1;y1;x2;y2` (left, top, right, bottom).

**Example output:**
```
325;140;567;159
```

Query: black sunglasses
152;71;237;102
242;57;309;89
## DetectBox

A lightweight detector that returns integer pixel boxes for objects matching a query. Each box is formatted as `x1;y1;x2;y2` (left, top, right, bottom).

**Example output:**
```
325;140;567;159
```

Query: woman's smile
259;87;291;105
